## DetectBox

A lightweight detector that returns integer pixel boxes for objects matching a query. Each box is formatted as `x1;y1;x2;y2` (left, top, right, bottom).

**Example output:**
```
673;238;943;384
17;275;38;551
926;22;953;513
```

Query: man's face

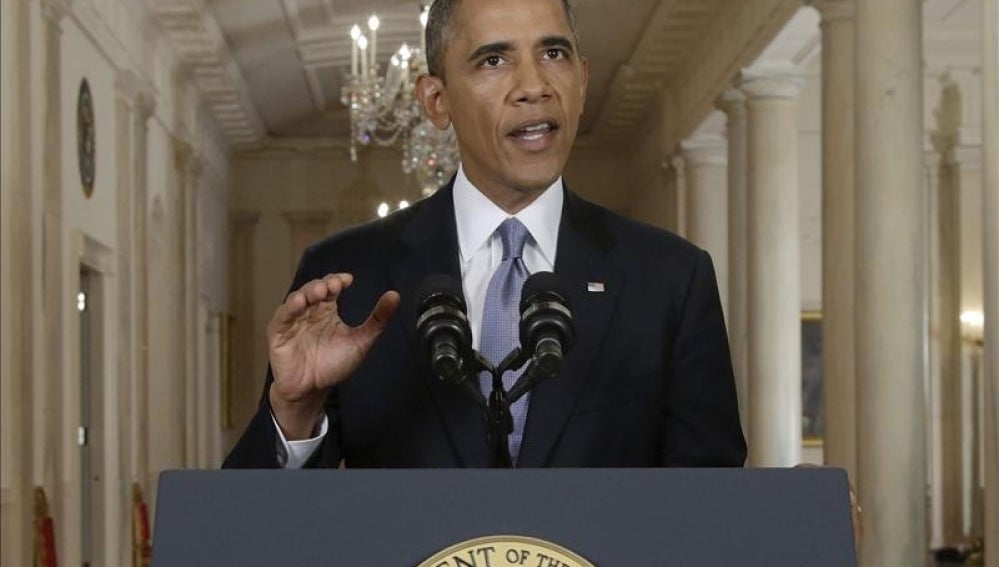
421;0;588;208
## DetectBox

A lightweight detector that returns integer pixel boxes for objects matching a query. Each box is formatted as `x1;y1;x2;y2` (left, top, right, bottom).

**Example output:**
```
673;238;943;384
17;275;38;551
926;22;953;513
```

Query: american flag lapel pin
587;282;605;293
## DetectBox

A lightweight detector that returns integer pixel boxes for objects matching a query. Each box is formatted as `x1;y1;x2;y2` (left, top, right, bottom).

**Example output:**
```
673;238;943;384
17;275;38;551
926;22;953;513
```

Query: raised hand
267;273;400;439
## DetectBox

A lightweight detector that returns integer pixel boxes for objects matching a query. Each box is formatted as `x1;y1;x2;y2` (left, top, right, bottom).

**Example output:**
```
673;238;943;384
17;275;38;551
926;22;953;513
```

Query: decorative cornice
590;0;723;144
148;0;266;149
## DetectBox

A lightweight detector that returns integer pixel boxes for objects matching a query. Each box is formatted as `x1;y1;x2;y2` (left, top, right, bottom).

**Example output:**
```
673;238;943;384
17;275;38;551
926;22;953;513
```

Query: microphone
507;272;574;402
415;275;474;385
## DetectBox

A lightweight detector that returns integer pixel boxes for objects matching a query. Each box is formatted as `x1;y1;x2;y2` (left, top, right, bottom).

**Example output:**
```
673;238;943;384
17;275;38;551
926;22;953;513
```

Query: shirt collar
453;164;563;265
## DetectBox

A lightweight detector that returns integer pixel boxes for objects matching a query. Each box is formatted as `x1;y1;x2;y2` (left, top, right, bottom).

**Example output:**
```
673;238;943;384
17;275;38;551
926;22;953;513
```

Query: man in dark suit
224;0;746;469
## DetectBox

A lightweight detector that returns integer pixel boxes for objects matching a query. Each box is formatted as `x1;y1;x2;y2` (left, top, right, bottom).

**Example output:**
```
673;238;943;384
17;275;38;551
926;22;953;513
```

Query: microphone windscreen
519;271;569;312
417;274;466;310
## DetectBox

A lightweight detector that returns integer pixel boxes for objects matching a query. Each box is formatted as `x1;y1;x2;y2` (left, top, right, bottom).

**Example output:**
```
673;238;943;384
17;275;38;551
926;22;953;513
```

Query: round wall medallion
77;78;96;197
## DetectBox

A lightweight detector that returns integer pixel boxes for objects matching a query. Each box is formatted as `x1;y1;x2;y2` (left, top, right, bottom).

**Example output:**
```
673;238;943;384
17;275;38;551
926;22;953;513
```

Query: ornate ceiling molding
279;0;424;113
148;0;266;149
590;0;725;144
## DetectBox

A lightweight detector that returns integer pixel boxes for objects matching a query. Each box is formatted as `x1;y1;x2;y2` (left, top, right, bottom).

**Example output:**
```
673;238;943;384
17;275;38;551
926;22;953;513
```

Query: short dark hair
424;0;579;80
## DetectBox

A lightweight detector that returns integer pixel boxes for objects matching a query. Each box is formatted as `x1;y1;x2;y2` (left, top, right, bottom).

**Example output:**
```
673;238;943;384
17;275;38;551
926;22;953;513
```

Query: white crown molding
147;0;266;149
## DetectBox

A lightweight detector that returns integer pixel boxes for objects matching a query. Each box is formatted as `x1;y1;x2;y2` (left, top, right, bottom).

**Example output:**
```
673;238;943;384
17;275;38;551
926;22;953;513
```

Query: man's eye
544;48;565;60
483;55;502;67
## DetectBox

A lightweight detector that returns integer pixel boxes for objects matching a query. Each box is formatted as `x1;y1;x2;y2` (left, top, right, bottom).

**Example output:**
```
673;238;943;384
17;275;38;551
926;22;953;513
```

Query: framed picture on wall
802;311;823;446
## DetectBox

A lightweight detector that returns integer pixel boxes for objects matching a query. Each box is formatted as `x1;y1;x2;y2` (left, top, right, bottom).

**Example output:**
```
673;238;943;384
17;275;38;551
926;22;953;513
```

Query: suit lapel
517;190;622;467
389;182;491;467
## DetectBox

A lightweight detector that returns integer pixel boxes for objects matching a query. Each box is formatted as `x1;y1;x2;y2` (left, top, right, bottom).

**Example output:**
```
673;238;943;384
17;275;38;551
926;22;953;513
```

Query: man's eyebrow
539;36;575;53
467;41;513;62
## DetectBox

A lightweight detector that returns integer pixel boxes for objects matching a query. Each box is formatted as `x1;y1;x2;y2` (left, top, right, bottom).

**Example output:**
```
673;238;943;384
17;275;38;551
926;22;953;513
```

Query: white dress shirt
275;165;564;467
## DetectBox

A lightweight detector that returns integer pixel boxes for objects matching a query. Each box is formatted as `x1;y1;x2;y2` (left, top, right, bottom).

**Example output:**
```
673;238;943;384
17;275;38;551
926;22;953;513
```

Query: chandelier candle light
342;4;460;196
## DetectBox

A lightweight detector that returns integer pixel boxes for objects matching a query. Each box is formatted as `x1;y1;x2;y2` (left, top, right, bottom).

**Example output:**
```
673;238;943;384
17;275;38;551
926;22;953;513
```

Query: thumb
355;290;401;344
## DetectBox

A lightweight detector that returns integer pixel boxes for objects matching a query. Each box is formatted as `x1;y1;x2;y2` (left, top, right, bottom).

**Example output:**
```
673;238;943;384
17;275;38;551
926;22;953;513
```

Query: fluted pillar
742;75;803;467
981;1;998;566
854;0;927;565
718;89;749;434
814;0;857;481
682;135;729;318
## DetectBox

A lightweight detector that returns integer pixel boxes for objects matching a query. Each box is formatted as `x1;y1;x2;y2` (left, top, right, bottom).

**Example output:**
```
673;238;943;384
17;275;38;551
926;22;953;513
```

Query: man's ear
416;74;451;130
578;56;589;114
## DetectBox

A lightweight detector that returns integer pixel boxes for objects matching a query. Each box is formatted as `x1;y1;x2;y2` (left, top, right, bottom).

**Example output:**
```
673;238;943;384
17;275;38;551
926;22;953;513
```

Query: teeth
522;123;551;133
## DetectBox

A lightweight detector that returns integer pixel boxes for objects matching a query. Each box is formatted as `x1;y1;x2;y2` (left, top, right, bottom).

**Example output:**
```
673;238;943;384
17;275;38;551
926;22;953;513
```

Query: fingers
270;273;354;331
356;290;401;342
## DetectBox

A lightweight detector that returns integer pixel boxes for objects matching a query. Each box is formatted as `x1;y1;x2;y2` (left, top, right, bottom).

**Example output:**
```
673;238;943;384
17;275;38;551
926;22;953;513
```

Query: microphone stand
437;347;559;469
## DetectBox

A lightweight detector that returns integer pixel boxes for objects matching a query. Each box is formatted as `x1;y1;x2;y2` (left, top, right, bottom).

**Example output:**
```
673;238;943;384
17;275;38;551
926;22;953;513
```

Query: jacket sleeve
660;249;747;467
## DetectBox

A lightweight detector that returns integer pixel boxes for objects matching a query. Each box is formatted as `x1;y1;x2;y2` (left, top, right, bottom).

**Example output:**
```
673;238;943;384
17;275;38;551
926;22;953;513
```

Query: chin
509;161;562;190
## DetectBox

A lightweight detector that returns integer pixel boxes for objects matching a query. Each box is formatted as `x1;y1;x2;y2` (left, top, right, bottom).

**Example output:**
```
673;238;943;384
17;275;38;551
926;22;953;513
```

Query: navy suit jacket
224;182;746;468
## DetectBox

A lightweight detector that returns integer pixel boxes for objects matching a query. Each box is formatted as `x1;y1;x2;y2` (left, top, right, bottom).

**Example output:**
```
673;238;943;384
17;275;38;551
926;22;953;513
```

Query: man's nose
511;59;553;103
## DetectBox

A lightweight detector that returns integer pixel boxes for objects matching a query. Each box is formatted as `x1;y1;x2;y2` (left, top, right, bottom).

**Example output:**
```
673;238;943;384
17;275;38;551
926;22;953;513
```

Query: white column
718;89;749;434
1;1;35;564
981;1;998;566
661;154;683;234
742;75;803;468
175;143;202;469
39;1;68;547
930;75;965;548
854;0;927;564
682;135;729;318
814;0;857;481
131;91;154;489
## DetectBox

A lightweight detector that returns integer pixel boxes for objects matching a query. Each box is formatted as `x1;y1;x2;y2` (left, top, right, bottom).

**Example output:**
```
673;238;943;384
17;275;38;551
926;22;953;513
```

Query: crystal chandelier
341;6;459;196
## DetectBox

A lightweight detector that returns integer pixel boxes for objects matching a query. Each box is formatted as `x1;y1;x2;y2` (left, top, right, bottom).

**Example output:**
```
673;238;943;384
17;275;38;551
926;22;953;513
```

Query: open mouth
508;120;560;144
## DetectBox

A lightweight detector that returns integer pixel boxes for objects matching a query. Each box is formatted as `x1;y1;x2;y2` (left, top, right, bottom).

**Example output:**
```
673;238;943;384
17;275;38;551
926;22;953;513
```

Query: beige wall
0;1;231;565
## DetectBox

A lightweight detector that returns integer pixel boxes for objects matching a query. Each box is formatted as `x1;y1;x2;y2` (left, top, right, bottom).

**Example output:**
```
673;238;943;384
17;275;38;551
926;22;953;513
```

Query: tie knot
497;218;530;260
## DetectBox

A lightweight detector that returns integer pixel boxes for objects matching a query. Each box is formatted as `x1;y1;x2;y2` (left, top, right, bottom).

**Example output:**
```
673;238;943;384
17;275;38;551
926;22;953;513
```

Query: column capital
115;70;157;119
681;136;728;167
40;0;73;25
717;88;747;116
739;72;805;100
660;152;685;173
810;0;854;24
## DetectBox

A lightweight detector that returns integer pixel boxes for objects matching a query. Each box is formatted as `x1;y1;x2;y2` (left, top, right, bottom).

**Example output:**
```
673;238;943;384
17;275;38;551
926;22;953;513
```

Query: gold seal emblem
418;535;597;567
